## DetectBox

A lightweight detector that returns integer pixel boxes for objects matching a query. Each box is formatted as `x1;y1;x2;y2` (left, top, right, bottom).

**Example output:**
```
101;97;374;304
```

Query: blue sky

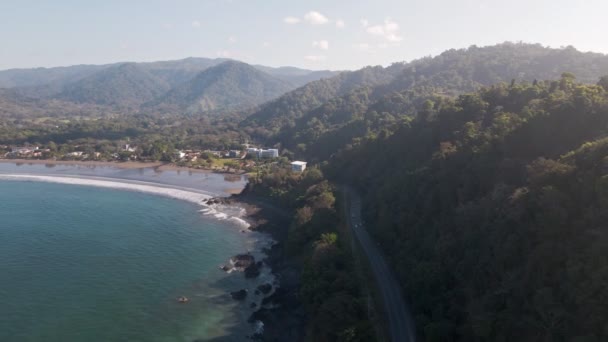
1;0;607;71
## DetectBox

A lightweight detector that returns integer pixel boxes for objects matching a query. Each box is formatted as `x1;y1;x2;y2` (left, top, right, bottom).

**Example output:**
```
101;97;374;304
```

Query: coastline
224;191;308;342
0;158;246;175
0;165;279;339
0;158;166;169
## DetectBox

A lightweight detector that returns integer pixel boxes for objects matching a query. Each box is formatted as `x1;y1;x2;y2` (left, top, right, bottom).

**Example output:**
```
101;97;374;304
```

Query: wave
0;174;251;228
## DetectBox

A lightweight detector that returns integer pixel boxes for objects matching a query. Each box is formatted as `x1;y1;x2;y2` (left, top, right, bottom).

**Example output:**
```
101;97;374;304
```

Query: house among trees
291;161;307;172
7;146;39;158
246;148;279;159
260;149;279;158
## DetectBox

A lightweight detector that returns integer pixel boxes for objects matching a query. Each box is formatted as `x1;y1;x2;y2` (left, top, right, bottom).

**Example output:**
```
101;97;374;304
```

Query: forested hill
147;61;294;114
0;58;337;116
57;63;171;108
243;43;608;160
325;75;608;341
240;63;407;135
383;43;608;93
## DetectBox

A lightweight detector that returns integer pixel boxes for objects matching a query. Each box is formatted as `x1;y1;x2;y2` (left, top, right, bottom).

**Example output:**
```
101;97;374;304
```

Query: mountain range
0;57;338;113
242;43;608;159
147;61;295;114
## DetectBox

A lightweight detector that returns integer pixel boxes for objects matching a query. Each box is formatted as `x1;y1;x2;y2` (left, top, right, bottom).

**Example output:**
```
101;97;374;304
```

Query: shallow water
0;168;270;342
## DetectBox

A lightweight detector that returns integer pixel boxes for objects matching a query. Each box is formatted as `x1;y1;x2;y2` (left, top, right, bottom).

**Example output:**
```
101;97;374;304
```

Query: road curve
343;186;416;342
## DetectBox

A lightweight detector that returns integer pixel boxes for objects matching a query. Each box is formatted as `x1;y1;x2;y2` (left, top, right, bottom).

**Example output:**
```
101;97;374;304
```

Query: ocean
0;163;271;341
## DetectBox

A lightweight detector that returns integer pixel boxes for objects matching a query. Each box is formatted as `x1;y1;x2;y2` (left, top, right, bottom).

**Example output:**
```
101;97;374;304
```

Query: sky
1;0;608;71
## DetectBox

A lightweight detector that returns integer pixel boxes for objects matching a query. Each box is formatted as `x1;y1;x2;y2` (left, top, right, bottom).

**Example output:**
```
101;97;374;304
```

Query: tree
599;75;608;91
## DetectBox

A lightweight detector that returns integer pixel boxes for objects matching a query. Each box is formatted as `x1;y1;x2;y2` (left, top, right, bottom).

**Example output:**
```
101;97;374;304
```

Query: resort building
291;161;307;172
11;146;38;155
247;148;279;159
260;149;279;159
175;151;186;160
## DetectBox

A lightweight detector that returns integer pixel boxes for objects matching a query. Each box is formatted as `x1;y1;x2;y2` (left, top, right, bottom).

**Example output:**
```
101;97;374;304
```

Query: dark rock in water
220;264;231;272
232;254;255;269
244;262;261;278
231;289;248;301
255;290;261;295
249;285;306;341
257;283;272;295
250;302;257;308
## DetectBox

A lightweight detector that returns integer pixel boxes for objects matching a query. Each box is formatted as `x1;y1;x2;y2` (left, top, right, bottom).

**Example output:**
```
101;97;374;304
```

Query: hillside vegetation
57;63;171;108
327;74;608;341
246;43;608;162
149;61;294;114
0;58;336;115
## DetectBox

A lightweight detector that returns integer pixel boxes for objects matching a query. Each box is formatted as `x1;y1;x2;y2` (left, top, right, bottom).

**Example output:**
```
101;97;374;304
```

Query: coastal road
342;186;416;342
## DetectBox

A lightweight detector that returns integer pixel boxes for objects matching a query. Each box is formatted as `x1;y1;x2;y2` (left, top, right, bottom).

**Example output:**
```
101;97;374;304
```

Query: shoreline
0;158;247;175
224;192;307;341
0;171;277;338
0;158;166;169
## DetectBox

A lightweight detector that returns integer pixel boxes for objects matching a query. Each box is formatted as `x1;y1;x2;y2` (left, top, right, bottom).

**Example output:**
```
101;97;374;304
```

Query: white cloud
353;43;371;51
162;23;174;30
283;16;301;24
366;25;384;35
365;18;403;42
191;21;201;28
262;42;271;48
360;19;369;28
378;42;401;48
228;35;237;43
216;50;231;58
304;55;326;62
312;40;329;50
335;19;345;29
304;11;329;25
386;34;402;42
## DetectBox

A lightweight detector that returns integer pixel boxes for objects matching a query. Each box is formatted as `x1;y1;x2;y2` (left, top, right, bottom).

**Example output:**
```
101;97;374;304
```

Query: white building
175;151;186;159
11;146;38;154
260;149;279;159
291;161;307;172
247;148;279;159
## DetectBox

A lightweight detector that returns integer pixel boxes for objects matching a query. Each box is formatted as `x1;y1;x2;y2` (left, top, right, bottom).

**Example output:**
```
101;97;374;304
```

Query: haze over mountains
3;43;608;122
148;61;295;114
0;57;338;113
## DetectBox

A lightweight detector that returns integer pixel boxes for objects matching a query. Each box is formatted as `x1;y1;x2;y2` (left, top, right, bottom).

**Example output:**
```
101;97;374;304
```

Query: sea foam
0;174;250;228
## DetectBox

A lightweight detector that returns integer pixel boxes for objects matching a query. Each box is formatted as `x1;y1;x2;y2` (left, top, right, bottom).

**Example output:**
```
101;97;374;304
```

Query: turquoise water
0;180;265;342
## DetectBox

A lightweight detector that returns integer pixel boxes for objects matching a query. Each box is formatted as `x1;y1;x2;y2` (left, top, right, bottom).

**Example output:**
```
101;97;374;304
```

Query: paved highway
343;187;416;342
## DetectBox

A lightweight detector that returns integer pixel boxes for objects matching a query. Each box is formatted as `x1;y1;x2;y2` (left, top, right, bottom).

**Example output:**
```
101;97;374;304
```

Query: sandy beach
0;159;219;174
0;159;163;168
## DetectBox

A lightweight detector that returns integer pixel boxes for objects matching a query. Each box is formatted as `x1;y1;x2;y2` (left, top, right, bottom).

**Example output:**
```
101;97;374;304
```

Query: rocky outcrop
233;254;255;269
244;261;263;278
